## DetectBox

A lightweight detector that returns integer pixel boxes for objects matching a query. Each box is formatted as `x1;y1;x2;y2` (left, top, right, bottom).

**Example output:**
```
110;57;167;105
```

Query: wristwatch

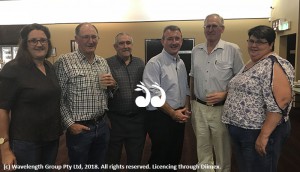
0;137;8;145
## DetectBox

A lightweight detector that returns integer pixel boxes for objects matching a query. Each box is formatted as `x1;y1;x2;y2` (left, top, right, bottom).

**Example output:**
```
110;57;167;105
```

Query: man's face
75;24;99;56
114;34;133;58
161;29;183;56
204;16;224;42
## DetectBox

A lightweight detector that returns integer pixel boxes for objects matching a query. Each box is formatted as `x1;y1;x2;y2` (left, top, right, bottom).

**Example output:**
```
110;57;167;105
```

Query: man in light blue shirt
190;14;244;172
143;25;191;170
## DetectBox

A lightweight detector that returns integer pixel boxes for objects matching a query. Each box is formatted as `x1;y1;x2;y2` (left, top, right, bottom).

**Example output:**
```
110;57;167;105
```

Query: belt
110;110;141;117
175;107;185;110
114;112;139;117
195;97;225;107
76;115;105;125
153;107;184;115
154;107;184;112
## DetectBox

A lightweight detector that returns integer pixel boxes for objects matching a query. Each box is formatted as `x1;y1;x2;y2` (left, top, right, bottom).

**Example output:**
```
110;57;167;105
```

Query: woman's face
27;30;49;59
247;35;273;62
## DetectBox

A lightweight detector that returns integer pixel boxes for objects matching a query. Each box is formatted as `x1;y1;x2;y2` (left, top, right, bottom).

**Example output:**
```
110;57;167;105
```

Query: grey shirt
190;39;244;101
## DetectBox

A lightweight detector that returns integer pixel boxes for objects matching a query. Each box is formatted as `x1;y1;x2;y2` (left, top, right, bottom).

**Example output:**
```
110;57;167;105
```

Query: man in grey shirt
143;25;191;170
106;32;146;168
190;14;244;172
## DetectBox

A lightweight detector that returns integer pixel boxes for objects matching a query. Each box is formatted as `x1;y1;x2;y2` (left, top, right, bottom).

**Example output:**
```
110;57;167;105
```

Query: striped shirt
54;50;110;129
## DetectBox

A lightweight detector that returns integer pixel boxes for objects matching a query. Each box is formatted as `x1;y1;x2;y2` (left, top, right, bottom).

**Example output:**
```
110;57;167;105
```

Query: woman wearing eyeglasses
222;25;294;172
0;23;62;171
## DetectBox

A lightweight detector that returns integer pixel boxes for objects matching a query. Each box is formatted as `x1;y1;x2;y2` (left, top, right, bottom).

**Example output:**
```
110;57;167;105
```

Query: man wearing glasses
54;23;117;171
189;14;244;172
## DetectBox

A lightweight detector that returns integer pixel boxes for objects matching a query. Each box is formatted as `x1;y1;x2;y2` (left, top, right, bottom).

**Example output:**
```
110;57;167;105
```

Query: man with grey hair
55;23;117;171
106;32;146;169
189;14;244;172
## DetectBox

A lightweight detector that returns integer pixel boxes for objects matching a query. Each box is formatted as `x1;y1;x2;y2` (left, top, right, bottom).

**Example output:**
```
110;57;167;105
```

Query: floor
0;107;299;171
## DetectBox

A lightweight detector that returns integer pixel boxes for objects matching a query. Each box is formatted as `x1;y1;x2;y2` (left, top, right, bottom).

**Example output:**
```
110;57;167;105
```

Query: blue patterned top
222;53;294;129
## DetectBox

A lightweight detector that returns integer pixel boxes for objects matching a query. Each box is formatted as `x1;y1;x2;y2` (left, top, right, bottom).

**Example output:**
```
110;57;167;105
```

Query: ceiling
0;0;272;25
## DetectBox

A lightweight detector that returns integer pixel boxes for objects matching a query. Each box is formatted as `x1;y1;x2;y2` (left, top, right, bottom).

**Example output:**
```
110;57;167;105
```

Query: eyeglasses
247;39;268;46
204;24;222;30
27;38;48;45
78;35;99;41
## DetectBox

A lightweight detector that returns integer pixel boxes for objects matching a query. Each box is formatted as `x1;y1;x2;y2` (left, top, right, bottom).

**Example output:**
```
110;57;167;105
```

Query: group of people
0;13;295;172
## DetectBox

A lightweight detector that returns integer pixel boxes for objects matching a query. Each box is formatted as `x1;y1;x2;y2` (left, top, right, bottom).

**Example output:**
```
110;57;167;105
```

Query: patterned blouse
222;53;294;129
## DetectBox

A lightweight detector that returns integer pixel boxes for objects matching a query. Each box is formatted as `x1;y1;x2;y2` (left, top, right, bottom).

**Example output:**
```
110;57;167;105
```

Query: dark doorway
286;33;296;67
0;25;25;45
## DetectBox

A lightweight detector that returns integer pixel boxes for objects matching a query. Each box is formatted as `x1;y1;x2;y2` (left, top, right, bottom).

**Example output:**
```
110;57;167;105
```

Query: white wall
0;0;272;25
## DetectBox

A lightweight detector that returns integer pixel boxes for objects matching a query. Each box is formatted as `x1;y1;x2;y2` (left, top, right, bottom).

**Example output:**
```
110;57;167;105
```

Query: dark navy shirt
106;55;145;114
0;59;62;142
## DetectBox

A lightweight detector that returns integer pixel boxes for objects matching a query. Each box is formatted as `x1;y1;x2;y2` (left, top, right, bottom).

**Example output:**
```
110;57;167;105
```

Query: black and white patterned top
222;53;294;129
54;50;111;129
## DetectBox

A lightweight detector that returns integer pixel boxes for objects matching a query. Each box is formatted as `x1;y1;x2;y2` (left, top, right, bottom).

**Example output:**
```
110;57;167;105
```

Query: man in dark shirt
106;32;146;168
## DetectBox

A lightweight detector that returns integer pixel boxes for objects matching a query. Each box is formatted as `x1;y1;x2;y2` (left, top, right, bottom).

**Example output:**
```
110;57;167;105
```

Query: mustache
122;48;131;51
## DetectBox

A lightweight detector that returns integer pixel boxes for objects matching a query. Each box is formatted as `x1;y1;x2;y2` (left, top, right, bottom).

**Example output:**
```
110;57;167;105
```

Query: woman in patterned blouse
222;25;294;172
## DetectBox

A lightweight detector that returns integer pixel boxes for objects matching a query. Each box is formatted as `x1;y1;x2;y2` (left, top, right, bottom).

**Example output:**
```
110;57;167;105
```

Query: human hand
171;108;190;123
100;74;117;88
255;133;269;156
206;91;227;105
1;145;17;171
68;123;90;135
184;108;192;116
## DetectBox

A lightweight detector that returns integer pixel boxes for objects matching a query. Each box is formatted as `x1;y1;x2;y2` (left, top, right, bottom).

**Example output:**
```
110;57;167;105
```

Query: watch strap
0;138;8;145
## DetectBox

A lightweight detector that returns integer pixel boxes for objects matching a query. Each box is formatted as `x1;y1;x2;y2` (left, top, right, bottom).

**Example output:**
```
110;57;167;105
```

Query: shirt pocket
214;60;233;80
70;72;88;92
214;60;231;70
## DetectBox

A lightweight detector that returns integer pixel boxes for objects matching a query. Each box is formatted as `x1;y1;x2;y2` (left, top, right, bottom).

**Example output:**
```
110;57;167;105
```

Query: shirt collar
76;50;100;64
162;49;180;62
198;39;225;52
116;54;133;65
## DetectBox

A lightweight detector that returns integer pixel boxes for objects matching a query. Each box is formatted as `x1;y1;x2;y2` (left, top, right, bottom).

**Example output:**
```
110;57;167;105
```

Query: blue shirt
143;49;190;111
